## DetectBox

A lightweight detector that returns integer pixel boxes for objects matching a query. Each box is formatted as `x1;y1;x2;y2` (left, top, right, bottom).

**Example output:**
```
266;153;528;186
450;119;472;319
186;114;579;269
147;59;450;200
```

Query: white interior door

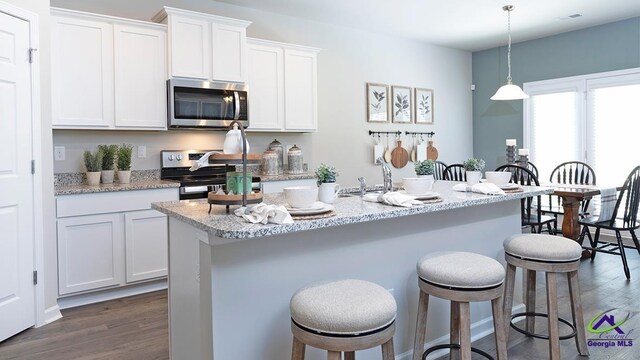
0;11;35;342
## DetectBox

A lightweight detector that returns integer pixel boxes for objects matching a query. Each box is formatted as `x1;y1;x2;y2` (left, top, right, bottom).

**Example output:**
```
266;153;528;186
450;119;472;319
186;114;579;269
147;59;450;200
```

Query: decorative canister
226;171;252;195
267;139;284;174
288;145;304;174
262;149;279;176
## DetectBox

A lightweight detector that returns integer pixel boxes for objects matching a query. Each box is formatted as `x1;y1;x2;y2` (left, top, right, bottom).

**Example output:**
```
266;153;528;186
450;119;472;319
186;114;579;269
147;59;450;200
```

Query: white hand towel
189;151;221;172
381;192;423;207
234;203;294;224
453;183;506;195
596;187;617;222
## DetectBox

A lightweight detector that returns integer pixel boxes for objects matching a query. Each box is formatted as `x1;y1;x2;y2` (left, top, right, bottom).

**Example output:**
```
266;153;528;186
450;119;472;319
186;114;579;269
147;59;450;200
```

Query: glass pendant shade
491;81;529;100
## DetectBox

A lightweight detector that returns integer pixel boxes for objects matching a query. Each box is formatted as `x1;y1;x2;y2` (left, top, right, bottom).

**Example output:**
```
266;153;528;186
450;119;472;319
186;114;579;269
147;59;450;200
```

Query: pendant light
491;5;529;100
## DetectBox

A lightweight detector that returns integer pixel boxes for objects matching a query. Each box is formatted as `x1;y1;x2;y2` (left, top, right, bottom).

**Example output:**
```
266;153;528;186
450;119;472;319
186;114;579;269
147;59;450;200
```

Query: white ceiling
215;0;640;51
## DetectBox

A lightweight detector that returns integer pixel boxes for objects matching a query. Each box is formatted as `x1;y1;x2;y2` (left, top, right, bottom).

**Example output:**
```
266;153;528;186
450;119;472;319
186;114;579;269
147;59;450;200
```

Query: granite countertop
259;172;315;182
152;181;553;241
55;180;180;195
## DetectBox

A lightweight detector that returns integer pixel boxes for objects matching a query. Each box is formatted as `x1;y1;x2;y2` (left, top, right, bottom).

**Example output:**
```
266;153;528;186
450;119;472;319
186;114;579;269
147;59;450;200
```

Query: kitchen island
152;181;552;360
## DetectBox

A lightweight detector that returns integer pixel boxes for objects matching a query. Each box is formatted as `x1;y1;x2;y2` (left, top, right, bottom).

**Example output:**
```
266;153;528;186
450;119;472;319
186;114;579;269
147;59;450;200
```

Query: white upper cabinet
246;38;320;132
51;8;167;130
52;15;114;128
154;7;251;83
114;24;167;129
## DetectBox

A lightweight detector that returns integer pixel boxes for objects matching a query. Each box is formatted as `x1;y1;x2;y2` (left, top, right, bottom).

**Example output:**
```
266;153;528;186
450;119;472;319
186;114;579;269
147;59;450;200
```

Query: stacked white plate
285;201;334;216
397;190;440;200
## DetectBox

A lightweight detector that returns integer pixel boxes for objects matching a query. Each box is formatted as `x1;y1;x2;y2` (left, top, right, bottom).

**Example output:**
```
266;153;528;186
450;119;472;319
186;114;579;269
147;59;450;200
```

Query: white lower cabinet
125;210;168;283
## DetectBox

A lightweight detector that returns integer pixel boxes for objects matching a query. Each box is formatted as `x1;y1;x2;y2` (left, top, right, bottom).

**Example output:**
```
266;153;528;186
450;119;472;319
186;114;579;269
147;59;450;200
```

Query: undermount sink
338;190;384;198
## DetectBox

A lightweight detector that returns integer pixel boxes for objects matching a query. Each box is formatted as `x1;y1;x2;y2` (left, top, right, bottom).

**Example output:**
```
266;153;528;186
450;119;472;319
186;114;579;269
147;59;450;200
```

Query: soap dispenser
223;123;250;154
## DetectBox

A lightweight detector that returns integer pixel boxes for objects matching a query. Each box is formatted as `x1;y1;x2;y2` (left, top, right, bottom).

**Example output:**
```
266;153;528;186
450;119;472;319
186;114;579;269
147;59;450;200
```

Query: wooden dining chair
443;164;465;181
578;165;640;279
526;162;539;178
541;161;597;232
495;164;555;234
433;161;447;180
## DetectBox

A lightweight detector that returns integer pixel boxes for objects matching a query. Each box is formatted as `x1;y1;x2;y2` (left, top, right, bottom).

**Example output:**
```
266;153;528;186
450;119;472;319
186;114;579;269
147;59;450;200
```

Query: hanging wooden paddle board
427;139;439;161
391;140;409;168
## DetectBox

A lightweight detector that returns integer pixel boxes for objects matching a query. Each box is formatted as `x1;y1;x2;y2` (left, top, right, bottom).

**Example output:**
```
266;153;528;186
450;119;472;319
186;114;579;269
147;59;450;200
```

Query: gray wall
473;17;640;171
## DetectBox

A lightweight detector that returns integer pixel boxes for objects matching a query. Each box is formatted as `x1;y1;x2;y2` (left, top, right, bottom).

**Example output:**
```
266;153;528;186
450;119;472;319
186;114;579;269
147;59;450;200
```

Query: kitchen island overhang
153;182;553;360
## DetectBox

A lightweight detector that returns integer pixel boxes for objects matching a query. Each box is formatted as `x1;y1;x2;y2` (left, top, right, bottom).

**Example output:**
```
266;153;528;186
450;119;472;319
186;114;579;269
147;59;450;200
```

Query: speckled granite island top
152;181;553;241
55;180;180;195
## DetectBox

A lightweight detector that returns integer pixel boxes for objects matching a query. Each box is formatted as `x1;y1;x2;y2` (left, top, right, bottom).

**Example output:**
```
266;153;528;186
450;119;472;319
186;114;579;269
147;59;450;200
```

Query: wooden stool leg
525;269;537;334
502;263;517;341
450;301;460;360
412;290;429;360
327;351;341;360
567;271;589;356
382;338;395;360
458;302;472;360
546;272;561;360
291;336;306;360
345;351;355;360
491;296;508;360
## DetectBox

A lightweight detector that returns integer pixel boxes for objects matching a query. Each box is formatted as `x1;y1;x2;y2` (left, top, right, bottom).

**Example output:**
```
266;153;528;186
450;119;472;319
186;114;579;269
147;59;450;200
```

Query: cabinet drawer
56;188;178;218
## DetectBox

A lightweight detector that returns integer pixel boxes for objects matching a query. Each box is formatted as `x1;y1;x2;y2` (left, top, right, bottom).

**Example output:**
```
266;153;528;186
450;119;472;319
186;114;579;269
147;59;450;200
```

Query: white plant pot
318;182;340;204
101;170;114;184
86;172;101;186
417;174;434;180
466;171;482;185
117;170;131;184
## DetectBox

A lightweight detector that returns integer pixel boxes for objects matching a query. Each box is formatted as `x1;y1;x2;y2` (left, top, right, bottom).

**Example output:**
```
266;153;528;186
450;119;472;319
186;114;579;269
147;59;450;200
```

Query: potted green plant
463;157;486;185
83;149;103;186
415;160;435;178
98;144;118;184
315;163;339;204
116;144;133;184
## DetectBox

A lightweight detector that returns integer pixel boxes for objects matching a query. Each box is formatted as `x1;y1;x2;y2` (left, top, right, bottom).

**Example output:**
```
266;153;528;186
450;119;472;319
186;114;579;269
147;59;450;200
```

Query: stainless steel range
160;150;260;200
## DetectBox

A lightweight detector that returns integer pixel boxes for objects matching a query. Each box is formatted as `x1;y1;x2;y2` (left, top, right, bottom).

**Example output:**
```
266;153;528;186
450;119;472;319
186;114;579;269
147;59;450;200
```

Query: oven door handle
180;186;209;194
233;91;240;120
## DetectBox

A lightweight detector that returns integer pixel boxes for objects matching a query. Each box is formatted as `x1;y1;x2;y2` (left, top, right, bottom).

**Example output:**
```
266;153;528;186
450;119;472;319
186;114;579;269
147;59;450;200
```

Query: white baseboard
395;304;525;360
58;279;167;310
41;304;63;326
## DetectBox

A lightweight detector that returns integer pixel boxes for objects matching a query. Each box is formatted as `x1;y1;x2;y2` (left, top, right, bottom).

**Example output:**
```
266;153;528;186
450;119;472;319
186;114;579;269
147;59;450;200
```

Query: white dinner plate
398;190;440;200
498;183;520;190
285;201;325;211
286;202;334;215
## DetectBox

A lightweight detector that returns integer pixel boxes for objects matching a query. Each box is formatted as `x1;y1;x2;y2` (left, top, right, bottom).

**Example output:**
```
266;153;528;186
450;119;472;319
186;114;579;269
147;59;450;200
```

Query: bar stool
412;252;508;360
290;279;396;360
502;234;589;360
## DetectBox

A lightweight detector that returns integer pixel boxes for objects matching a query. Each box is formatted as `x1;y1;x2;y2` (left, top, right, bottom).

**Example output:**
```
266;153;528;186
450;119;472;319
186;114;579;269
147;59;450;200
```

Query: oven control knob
168;155;174;161
176;155;183;161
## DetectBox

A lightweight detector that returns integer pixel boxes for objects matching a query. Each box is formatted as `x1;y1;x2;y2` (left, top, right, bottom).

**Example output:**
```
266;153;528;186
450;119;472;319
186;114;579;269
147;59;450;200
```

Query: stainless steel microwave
167;79;248;129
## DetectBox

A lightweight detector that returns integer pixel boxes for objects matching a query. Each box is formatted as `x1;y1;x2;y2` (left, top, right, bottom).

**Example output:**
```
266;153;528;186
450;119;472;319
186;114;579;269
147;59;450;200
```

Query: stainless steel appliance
167;79;248;129
160;150;259;200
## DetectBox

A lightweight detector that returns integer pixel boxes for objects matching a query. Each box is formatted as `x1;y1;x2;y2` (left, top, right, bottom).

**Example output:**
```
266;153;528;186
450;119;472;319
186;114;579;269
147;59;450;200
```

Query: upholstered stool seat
503;234;589;360
290;279;396;360
504;234;582;262
412;252;507;360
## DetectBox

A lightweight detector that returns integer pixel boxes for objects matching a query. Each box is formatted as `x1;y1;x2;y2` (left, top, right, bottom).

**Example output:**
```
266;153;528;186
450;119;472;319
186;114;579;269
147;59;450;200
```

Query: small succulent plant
116;144;134;171
98;144;118;171
315;163;339;184
463;158;486;172
415;160;435;176
83;149;103;172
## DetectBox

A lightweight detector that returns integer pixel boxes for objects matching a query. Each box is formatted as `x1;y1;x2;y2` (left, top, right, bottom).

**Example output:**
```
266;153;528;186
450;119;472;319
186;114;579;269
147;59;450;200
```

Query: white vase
466;171;482;185
418;174;434;179
117;170;131;184
101;170;114;184
318;182;340;204
86;172;101;186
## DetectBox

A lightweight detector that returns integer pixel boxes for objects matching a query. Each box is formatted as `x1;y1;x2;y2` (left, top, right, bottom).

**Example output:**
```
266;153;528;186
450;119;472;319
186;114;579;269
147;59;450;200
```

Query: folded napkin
381;192;423;207
189;151;221;172
234;203;294;224
453;183;505;195
596;187;617;222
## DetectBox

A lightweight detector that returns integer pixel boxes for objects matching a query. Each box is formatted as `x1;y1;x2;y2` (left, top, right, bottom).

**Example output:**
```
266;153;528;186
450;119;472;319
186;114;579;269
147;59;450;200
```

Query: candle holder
517;154;529;168
506;145;517;164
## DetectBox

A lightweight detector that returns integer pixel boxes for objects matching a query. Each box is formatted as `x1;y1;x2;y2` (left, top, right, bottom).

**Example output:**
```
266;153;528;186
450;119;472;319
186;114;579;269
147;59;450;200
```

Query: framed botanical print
366;83;389;122
391;85;412;123
415;88;434;124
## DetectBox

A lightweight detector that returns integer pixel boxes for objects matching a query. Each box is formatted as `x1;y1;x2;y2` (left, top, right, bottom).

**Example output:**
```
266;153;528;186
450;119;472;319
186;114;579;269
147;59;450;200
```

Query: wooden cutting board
427;140;439;161
391;140;409;168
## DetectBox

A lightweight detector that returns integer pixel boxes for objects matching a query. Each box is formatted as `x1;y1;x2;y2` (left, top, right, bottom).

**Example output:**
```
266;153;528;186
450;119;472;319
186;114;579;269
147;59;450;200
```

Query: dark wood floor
0;249;638;360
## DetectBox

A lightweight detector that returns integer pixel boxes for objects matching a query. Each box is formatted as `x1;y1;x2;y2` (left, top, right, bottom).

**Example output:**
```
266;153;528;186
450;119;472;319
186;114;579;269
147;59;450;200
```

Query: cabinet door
114;25;167;129
212;23;247;82
124;210;168;283
51;16;114;128
284;49;318;131
57;214;124;295
169;15;210;79
247;43;284;131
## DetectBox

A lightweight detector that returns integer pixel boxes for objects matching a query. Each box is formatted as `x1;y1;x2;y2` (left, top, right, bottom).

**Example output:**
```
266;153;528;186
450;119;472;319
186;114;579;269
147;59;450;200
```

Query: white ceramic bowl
402;177;434;195
283;186;318;208
485;171;511;185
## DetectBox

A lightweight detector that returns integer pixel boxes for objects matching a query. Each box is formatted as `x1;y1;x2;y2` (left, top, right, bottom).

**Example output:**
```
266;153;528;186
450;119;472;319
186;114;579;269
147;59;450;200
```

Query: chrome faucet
357;177;367;196
376;157;393;193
